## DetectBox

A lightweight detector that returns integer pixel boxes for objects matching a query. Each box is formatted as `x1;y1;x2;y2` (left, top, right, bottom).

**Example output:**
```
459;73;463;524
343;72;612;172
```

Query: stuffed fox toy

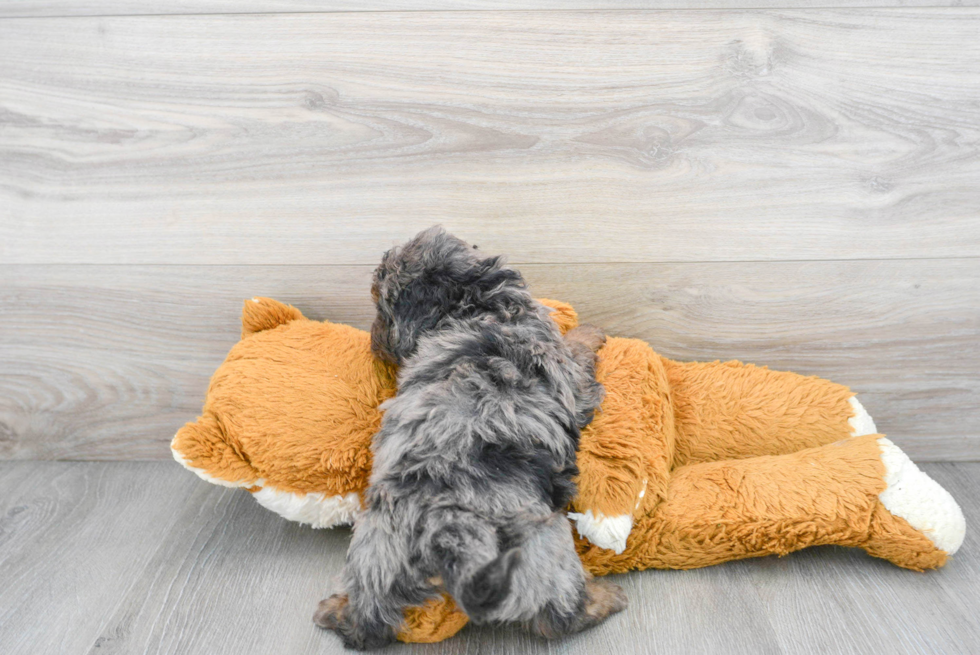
172;297;966;643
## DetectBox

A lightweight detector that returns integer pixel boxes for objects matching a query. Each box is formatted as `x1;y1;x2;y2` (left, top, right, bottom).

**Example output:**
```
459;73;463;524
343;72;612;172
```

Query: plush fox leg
396;435;967;643
577;434;965;575
662;358;867;466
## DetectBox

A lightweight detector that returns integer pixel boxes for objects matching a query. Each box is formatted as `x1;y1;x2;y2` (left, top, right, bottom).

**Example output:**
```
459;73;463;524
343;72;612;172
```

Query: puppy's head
370;226;522;364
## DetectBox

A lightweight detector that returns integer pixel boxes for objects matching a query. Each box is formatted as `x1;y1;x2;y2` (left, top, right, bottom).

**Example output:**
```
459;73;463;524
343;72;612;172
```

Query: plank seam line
2;255;979;268
1;6;979;20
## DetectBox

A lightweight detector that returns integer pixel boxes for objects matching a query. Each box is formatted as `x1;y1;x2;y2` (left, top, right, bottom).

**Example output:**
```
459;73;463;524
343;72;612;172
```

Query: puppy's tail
423;508;522;621
457;548;522;620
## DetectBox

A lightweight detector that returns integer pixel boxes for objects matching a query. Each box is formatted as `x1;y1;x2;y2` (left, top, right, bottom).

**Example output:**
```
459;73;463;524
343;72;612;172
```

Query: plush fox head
171;296;580;528
171;297;398;526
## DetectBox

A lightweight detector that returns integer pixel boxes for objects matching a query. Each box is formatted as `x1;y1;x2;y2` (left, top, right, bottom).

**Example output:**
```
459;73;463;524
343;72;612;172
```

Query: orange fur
171;297;951;644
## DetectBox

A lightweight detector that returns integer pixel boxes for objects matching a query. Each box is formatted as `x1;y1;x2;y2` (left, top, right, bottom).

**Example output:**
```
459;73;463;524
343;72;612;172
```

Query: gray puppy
314;227;627;649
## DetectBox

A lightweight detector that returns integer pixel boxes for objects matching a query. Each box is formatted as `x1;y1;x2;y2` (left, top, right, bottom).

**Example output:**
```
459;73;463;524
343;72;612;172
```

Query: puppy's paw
314;594;397;650
583;579;628;620
528;578;628;639
565;324;606;354
313;593;349;630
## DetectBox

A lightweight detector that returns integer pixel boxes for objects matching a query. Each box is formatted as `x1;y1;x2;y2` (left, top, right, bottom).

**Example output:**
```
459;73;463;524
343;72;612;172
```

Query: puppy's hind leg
519;513;627;639
314;507;429;650
490;512;628;638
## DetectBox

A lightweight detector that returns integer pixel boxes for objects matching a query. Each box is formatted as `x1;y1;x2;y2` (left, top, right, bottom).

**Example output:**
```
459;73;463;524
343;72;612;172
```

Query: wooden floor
0;460;977;655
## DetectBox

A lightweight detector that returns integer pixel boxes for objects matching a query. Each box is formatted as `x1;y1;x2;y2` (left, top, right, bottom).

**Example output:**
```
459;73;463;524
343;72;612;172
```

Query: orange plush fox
172;297;966;643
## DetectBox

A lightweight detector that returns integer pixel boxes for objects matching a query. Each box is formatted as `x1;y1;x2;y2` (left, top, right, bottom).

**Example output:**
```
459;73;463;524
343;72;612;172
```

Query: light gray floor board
753;462;980;655
2;10;979;265
0;462;225;655
4;260;977;461
80;487;347;655
0;461;976;654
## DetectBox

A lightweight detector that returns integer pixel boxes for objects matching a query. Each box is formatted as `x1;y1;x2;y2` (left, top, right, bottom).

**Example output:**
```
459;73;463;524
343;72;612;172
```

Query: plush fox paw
849;399;965;568
876;437;966;557
568;510;632;554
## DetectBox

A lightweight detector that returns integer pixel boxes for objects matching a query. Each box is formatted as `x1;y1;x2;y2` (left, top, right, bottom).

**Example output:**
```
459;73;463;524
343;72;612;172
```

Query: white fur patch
877;438;966;555
567;510;632;554
171;443;260;489
251;487;362;528
172;437;360;528
848;396;878;436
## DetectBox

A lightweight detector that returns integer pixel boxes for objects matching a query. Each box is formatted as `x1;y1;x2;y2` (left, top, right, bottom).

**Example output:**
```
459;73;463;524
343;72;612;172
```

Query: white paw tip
567;510;632;554
251;297;261;303
878;438;966;555
849;397;878;436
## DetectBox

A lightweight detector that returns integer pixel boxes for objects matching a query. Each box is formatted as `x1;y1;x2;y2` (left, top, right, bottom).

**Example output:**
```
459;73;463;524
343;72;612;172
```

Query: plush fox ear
536;298;579;335
241;297;305;338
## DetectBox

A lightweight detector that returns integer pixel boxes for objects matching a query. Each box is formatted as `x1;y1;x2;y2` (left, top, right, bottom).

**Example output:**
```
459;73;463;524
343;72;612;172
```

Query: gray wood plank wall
2;1;978;19
2;7;978;461
3;11;980;265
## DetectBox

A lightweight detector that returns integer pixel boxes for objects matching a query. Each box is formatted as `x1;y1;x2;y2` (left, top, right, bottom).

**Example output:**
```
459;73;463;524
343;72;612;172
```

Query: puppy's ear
370;227;527;364
370;307;402;364
370;261;462;363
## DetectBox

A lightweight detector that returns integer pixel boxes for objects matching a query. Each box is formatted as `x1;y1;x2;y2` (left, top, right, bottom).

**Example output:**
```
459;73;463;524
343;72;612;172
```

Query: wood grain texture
0;461;977;654
752;462;980;654
0;462;221;655
76;476;350;655
2;10;979;264
3;0;980;20
2;259;977;461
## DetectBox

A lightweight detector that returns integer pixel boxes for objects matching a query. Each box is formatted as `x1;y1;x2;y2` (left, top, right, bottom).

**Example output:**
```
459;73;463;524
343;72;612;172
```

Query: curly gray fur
314;227;626;649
